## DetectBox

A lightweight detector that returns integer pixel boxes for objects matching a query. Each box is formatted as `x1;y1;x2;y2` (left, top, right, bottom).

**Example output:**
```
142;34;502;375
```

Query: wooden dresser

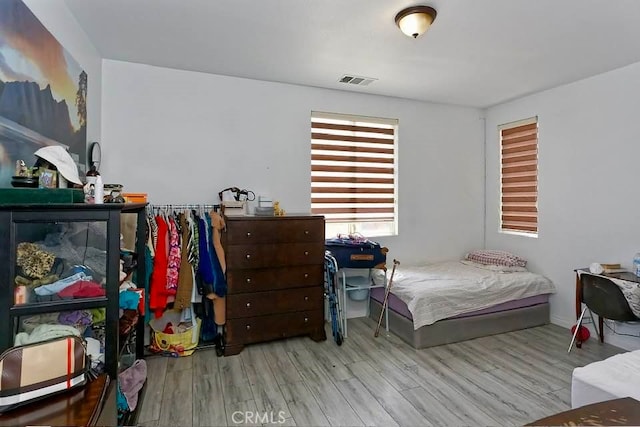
222;215;327;355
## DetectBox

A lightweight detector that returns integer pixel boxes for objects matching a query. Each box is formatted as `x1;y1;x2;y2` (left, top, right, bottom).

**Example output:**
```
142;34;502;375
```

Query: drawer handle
304;296;309;301
304;251;309;256
246;325;251;330
246;302;251;308
246;254;251;259
247;232;251;237
304;317;309;323
246;278;252;283
304;273;309;278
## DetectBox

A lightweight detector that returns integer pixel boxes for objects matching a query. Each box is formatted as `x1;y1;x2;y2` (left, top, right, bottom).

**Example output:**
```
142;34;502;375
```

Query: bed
368;260;556;348
571;349;640;408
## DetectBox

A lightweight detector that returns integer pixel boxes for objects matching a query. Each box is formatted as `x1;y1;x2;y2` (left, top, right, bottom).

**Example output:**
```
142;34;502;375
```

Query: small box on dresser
222;215;327;356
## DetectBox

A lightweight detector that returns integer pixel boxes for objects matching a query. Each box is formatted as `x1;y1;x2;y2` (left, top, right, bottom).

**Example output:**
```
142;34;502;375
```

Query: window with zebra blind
500;117;538;236
310;111;398;237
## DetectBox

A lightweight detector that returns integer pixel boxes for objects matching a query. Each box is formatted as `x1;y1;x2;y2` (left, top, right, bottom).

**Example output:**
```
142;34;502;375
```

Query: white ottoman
571;350;640;408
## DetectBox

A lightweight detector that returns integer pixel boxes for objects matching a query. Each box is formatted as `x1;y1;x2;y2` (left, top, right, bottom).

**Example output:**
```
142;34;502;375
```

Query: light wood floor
137;318;624;427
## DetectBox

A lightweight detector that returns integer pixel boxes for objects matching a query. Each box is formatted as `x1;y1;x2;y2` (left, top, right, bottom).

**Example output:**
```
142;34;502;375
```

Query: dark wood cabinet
0;202;147;424
222;215;327;355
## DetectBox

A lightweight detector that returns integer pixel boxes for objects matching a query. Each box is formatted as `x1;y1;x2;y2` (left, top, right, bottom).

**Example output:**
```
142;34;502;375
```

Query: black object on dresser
222;215;327;356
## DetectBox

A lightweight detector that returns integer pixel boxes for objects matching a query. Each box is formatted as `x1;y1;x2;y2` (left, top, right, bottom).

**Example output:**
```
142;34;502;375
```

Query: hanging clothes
202;212;226;327
166;215;181;295
147;210;158;254
145;216;155;258
209;211;226;275
187;210;199;270
174;212;193;310
149;215;169;318
205;212;227;298
196;215;215;296
146;205;227;336
200;296;217;342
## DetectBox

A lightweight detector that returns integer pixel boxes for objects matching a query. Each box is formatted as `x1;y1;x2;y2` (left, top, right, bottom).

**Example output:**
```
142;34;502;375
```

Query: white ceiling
64;0;640;108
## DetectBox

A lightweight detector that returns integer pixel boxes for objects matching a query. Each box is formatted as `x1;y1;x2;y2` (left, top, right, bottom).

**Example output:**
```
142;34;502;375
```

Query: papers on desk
608;276;640;318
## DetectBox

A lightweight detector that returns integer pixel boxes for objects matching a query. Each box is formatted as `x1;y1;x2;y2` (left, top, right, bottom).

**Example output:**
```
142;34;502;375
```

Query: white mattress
571;350;640;408
375;261;555;329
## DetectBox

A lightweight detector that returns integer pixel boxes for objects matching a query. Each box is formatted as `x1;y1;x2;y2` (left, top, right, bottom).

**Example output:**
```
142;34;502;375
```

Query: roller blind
500;118;538;234
311;112;397;234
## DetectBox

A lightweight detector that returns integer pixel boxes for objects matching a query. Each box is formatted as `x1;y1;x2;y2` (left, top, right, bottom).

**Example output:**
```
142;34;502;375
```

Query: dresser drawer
227;286;323;319
225;218;324;245
227;264;323;294
226;310;324;345
225;242;324;269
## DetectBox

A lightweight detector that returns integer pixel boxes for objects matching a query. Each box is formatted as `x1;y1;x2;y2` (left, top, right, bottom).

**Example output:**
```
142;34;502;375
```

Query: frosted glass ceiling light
395;6;437;39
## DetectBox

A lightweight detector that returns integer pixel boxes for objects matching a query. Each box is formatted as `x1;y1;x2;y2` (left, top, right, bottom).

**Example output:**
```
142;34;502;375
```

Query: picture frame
38;169;57;189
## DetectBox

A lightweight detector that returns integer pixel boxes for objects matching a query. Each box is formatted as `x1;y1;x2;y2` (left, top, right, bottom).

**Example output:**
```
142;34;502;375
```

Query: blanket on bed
380;261;555;329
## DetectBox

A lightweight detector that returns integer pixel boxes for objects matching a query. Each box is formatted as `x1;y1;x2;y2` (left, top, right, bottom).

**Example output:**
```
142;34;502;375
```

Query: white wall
485;62;640;350
101;60;485;263
24;0;102;161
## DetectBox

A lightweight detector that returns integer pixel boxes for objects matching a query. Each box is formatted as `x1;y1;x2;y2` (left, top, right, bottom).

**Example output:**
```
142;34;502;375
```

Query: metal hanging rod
149;203;221;211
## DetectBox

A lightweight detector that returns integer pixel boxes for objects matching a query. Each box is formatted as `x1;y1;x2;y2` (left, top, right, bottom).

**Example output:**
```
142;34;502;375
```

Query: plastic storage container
344;275;372;301
122;193;148;203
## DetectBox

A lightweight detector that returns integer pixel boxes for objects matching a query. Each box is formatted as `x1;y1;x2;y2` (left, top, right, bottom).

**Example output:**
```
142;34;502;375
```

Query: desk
527;397;640;426
574;268;640;347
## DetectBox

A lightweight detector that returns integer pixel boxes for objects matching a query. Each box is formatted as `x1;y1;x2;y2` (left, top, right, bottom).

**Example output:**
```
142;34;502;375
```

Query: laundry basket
149;309;201;357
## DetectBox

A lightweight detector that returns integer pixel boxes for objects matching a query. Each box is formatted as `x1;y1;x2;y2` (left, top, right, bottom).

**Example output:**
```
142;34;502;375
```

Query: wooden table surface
527;397;640;426
0;374;109;426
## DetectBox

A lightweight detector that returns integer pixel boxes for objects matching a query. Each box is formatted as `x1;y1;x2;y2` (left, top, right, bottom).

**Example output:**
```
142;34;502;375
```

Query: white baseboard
551;313;640;351
550;315;574;329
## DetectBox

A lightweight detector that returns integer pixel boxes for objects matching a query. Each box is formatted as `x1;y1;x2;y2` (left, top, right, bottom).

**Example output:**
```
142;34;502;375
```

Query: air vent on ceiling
339;75;377;86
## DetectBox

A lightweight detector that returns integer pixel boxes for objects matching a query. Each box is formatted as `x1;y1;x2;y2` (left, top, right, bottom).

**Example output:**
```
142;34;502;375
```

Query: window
500;117;538;235
311;111;398;237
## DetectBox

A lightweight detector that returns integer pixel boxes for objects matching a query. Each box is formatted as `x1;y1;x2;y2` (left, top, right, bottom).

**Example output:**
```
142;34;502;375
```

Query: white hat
34;146;82;185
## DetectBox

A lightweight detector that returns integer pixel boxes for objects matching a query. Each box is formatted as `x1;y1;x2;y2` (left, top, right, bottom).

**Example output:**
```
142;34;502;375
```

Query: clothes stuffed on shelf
118;250;144;351
33;222;108;281
9;222;121;381
14;324;80;346
14;307;108;375
14;238;107;305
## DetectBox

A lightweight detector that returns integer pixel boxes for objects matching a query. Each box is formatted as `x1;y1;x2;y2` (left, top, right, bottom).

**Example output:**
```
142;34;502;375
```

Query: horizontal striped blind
500;119;538;234
311;112;397;225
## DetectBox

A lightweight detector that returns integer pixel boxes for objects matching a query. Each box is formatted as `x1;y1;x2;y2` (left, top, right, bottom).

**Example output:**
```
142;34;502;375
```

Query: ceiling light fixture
395;5;437;39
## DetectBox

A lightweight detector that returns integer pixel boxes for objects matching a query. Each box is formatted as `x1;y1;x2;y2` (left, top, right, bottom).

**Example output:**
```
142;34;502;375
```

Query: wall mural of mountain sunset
0;0;87;188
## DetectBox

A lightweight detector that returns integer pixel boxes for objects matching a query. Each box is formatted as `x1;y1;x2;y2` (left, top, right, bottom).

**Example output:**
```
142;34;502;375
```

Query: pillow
465;249;527;268
460;260;528;273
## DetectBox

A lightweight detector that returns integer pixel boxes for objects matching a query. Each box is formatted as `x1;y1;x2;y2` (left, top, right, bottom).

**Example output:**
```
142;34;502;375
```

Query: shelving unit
336;268;388;338
0;202;147;423
117;203;147;425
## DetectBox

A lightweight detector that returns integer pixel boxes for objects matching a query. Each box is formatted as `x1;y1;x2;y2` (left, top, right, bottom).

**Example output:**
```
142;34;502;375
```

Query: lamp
395;6;437;38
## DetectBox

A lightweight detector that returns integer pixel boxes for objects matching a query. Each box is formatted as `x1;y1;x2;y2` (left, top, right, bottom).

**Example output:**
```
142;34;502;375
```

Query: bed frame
369;298;549;348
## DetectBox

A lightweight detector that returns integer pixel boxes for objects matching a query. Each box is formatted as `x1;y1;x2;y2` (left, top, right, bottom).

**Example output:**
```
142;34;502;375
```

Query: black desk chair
568;273;640;352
